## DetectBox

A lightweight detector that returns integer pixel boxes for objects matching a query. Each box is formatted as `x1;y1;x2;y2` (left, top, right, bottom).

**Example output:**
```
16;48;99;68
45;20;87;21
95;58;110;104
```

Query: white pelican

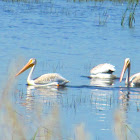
90;63;116;79
16;58;69;86
120;58;140;87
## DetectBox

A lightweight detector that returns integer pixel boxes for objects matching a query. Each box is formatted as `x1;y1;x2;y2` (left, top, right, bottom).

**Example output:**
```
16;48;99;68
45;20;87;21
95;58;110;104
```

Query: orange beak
16;60;34;77
120;61;129;82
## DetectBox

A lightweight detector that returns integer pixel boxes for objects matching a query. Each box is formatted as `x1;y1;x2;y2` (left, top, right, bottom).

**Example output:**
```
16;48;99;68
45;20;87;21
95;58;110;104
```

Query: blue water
1;0;140;139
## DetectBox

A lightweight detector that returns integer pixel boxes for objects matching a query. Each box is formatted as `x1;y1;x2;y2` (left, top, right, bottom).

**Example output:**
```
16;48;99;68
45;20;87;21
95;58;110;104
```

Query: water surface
1;0;140;139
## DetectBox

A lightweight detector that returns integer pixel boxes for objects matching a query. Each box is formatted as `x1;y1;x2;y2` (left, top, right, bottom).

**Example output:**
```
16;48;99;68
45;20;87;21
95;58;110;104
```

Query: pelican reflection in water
120;58;140;87
16;58;69;87
90;78;115;87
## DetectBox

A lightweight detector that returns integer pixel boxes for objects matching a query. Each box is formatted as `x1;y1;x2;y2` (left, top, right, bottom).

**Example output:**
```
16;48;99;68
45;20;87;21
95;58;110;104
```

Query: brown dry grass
1;58;140;140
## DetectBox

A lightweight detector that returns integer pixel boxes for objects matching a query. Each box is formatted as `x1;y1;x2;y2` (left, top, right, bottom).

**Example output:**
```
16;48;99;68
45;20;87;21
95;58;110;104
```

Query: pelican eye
127;60;130;66
29;59;33;64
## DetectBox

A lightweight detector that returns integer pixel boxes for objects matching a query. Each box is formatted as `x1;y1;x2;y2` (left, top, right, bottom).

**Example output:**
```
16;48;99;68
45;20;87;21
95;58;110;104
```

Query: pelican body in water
120;58;140;87
90;63;116;79
16;58;69;86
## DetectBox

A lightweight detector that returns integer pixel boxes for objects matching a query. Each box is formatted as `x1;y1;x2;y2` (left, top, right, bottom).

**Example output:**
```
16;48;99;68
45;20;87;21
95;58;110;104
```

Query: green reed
71;0;139;27
121;0;139;27
2;0;139;27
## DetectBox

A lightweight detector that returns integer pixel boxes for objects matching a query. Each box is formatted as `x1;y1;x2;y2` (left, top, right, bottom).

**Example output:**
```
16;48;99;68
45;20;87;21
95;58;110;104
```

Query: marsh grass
114;109;140;140
2;0;45;3
75;123;91;140
1;59;140;140
2;0;139;27
32;106;63;140
0;58;26;140
0;58;92;140
0;58;63;139
71;0;139;27
121;0;139;27
98;10;109;25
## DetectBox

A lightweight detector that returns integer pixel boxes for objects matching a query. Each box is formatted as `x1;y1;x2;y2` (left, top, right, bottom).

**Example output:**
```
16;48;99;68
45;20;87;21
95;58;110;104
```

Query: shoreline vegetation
2;0;139;27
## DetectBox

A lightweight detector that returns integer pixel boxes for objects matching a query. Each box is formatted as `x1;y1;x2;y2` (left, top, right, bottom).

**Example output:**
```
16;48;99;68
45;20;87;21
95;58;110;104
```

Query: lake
0;0;140;139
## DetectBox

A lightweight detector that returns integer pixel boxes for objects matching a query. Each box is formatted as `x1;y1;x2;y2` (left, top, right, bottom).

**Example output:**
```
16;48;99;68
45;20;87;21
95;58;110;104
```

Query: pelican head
16;58;36;77
120;58;130;82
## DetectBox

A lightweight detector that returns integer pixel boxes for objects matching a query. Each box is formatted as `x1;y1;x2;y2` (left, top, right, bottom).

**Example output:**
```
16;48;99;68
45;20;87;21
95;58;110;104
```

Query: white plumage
120;58;140;87
90;63;116;79
16;58;69;86
34;73;69;86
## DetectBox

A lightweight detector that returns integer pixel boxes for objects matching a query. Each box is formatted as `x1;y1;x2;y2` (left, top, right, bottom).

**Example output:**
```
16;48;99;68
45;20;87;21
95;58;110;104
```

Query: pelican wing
90;63;115;75
34;73;69;85
130;72;140;85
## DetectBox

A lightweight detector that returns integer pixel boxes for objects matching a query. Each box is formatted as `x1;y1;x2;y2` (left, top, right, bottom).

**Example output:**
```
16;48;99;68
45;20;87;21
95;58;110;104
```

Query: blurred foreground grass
0;59;91;140
0;59;140;140
114;109;140;140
